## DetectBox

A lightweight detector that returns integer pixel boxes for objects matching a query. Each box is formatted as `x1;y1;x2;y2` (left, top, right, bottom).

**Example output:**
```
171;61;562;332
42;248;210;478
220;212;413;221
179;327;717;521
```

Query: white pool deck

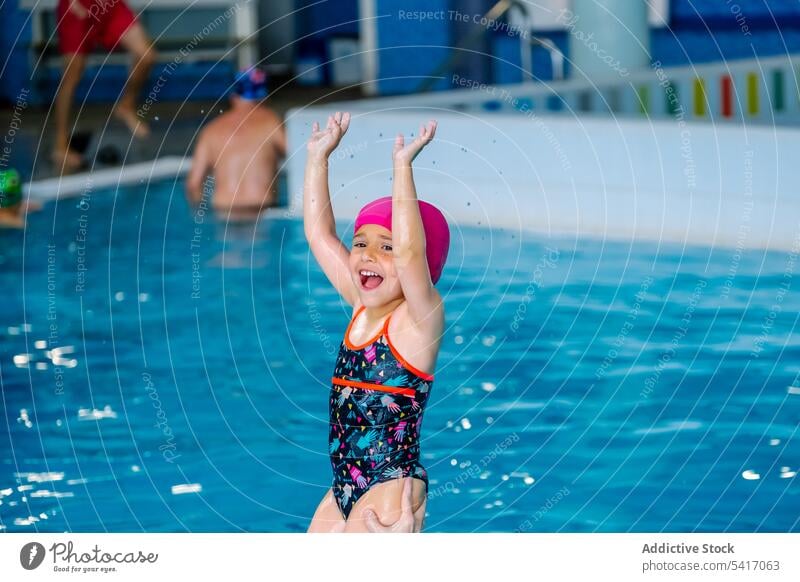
284;108;800;252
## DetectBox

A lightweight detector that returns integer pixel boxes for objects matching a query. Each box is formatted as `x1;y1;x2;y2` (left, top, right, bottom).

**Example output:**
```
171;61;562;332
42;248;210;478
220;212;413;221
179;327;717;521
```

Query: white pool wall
24;156;190;200
286;108;800;251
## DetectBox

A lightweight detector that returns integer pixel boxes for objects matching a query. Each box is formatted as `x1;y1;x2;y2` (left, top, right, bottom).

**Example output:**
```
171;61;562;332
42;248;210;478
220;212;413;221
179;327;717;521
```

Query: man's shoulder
255;106;283;124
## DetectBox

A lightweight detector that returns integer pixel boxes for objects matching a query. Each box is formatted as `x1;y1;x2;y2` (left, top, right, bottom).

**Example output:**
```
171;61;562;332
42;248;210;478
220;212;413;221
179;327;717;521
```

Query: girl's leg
343;478;427;533
307;488;346;533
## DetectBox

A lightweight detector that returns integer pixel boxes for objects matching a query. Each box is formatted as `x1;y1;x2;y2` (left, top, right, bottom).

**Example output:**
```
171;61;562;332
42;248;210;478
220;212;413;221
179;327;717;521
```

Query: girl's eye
354;242;365;247
382;245;393;252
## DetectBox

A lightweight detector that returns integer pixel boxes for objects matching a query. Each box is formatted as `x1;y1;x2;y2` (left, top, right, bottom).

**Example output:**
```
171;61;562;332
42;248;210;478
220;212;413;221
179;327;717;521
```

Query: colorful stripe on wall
747;72;759;116
505;63;795;121
693;78;706;116
665;81;680;116
721;75;733;118
772;69;784;112
636;85;649;114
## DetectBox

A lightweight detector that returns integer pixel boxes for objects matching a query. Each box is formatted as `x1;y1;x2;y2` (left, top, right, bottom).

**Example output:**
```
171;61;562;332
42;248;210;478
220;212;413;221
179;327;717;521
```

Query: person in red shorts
53;0;157;172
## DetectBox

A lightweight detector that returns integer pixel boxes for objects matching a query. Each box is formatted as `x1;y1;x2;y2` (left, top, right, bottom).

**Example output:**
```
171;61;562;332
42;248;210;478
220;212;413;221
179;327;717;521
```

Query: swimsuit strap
344;305;434;381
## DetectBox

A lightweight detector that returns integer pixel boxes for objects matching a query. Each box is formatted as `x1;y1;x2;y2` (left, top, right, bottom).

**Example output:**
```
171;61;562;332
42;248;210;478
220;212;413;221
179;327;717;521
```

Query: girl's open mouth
359;269;384;290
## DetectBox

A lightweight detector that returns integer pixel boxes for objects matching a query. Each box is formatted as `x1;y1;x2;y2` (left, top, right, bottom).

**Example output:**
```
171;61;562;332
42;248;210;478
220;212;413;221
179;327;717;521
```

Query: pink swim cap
354;196;450;284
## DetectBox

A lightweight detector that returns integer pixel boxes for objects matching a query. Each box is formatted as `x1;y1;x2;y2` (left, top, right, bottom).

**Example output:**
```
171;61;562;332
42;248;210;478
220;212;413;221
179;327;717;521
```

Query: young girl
303;112;449;533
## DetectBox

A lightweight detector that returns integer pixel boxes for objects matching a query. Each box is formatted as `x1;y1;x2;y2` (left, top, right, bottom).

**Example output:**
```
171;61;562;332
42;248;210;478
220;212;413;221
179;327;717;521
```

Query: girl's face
350;224;403;307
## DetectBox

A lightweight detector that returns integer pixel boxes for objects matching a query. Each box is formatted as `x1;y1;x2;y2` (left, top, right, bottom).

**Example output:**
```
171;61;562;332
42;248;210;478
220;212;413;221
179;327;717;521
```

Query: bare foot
114;104;150;139
51;148;85;174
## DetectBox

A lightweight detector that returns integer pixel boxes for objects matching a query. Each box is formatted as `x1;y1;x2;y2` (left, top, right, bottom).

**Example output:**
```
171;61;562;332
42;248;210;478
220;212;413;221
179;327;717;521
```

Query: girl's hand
393;120;437;166
307;111;350;161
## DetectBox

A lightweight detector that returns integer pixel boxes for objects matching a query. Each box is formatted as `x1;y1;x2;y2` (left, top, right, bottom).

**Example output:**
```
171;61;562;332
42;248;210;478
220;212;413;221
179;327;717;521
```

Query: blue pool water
1;178;798;532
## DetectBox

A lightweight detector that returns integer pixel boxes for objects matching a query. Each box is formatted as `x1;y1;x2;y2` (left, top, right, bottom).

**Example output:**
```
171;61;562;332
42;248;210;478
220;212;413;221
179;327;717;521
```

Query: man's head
232;67;268;103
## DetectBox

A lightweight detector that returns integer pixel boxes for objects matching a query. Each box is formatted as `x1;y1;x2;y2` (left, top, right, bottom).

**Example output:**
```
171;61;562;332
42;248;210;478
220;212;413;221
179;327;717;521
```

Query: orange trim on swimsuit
384;328;435;381
331;377;416;397
343;306;383;350
343;305;436;381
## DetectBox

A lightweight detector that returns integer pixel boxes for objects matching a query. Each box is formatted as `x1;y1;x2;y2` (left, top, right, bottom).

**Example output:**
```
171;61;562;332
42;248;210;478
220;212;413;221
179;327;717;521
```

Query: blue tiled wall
0;1;33;103
653;0;800;67
651;27;800;67
36;61;236;104
294;0;360;85
670;0;800;26
295;0;359;38
373;0;452;94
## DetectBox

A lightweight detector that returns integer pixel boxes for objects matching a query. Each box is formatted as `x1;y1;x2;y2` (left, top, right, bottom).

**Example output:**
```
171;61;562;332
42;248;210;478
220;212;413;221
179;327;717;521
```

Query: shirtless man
54;0;157;172
186;68;286;219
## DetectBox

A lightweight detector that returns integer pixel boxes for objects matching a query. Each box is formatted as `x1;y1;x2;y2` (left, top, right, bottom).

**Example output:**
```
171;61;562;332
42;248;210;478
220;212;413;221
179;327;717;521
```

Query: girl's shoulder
389;293;445;336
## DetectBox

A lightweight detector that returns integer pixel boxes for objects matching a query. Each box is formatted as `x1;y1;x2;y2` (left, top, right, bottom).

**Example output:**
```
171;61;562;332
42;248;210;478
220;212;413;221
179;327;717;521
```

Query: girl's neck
363;298;403;322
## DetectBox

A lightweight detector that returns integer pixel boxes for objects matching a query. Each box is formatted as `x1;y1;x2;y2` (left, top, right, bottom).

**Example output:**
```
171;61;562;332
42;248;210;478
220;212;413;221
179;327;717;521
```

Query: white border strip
1;533;798;580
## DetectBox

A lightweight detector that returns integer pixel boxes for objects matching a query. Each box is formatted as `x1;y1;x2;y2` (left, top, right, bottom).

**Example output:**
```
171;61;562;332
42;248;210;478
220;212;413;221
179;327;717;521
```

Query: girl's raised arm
303;112;359;306
391;120;443;327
